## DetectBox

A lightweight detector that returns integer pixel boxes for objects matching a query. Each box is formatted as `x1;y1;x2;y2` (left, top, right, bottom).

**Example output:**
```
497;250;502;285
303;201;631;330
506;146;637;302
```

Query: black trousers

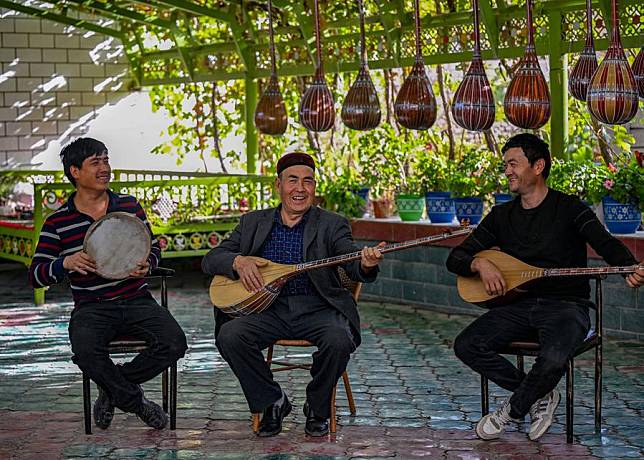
453;297;591;418
68;293;187;412
215;294;357;418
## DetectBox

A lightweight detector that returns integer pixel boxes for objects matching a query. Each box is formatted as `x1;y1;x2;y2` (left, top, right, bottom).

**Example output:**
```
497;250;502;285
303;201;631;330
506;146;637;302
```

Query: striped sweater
29;190;161;305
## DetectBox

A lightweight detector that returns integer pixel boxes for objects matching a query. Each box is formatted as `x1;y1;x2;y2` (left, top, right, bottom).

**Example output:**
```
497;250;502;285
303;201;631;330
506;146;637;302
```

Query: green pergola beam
0;0;123;38
274;0;316;64
127;0;234;23
227;2;251;70
41;0;173;30
168;13;195;81
548;9;568;159
478;0;499;57
373;0;401;67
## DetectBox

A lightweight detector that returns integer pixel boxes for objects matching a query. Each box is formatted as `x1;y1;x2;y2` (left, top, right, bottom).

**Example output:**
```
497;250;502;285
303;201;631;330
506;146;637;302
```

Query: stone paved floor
0;281;643;459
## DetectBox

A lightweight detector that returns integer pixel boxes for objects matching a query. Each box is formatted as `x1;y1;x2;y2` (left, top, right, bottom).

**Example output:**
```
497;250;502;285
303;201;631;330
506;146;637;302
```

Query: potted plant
450;147;501;224
358;126;406;218
416;147;455;224
316;170;368;218
597;153;643;234
547;159;605;205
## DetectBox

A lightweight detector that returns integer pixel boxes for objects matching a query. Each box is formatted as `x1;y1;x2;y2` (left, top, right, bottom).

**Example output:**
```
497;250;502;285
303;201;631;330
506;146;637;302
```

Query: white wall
0;9;131;167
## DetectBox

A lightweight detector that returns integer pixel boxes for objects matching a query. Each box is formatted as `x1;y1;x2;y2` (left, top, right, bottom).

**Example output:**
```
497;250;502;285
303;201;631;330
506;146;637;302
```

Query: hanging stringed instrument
254;0;288;135
210;227;472;316
587;0;638;125
503;0;551;130
394;0;437;130
299;0;335;132
631;46;644;99
341;0;381;131
457;250;642;306
568;0;598;102
451;0;495;132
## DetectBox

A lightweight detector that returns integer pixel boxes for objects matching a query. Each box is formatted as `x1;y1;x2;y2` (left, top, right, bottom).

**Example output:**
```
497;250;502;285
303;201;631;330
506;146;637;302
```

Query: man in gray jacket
202;152;384;437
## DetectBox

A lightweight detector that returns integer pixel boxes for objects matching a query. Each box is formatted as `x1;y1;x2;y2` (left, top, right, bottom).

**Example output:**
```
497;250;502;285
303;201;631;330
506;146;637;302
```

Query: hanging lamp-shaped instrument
569;0;598;102
451;0;495;132
394;0;437;130
587;0;638;124
254;0;288;135
341;0;381;131
299;0;335;132
629;46;644;99
503;0;550;130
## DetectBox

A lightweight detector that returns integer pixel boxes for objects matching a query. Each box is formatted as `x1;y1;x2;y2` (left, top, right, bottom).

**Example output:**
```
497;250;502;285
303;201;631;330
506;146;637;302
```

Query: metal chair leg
481;376;489;416
82;372;92;435
566;358;574;444
595;342;602;431
170;363;177;430
162;368;169;413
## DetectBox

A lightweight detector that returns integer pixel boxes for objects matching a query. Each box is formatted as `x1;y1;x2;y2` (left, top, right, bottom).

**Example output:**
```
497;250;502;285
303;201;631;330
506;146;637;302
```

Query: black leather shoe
93;386;115;430
257;395;292;437
303;401;329;437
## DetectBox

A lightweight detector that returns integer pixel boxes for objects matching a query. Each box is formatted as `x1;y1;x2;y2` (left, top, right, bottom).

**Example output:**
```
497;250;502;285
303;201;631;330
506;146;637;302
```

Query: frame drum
83;212;151;279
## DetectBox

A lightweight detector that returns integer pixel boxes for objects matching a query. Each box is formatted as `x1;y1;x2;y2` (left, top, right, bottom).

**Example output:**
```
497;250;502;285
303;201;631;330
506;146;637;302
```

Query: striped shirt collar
66;189;119;213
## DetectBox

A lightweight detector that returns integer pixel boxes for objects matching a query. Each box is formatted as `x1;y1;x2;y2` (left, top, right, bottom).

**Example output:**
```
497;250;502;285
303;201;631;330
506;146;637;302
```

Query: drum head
83;212;151;279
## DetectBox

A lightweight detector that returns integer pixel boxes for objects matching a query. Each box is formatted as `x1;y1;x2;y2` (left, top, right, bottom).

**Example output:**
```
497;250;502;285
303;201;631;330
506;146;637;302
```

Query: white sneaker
528;389;561;441
476;399;521;440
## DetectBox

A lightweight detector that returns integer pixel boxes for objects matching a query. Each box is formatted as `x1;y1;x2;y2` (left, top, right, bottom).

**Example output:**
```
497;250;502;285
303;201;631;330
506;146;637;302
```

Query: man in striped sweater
29;138;187;430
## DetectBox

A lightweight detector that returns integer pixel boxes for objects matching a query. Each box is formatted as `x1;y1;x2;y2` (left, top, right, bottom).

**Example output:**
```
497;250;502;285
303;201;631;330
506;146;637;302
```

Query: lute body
457;250;642;306
210;227;472;316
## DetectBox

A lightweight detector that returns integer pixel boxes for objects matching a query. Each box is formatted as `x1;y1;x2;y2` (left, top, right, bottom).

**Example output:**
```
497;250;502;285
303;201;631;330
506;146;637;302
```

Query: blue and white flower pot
602;197;641;234
494;193;513;205
425;191;455;224
355;187;370;203
454;197;484;225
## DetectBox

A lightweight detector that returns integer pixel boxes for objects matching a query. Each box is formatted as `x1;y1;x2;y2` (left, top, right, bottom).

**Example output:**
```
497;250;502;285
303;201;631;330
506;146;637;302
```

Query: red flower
635;150;643;168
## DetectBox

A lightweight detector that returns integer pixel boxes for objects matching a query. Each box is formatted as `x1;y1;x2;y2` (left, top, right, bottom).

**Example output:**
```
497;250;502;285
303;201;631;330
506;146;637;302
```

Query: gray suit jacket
202;206;378;345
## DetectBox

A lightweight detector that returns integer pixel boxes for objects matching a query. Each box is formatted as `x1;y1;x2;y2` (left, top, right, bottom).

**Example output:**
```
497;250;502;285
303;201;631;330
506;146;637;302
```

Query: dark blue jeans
453;297;591;418
68;293;187;412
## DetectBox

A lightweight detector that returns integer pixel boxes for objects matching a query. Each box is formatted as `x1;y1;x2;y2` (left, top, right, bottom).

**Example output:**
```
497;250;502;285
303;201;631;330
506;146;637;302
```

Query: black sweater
446;189;638;300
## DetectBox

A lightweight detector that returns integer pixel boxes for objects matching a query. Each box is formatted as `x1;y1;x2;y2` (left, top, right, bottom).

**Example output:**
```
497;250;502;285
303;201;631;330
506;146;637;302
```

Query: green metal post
245;74;258;174
548;10;568;160
33;184;46;305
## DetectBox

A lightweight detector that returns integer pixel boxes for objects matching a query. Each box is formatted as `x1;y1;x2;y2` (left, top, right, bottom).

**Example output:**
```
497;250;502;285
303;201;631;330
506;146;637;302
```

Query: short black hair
60;137;108;186
501;133;551;179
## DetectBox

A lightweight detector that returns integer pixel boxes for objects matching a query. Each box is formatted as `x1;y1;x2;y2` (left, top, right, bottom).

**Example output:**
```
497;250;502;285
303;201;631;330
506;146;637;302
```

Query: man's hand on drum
233;255;268;292
129;259;150;278
360;241;385;272
63;251;96;275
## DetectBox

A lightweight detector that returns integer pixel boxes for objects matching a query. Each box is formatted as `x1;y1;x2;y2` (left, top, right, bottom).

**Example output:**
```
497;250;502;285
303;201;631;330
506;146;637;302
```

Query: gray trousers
215;294;356;418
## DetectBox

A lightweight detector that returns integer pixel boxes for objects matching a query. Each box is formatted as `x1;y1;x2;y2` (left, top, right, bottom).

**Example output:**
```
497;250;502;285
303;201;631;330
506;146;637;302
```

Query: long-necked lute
210;227;472;316
458;250;642;306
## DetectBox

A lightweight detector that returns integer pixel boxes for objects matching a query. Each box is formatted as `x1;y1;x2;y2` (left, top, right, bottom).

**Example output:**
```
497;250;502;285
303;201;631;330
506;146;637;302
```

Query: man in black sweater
446;133;643;441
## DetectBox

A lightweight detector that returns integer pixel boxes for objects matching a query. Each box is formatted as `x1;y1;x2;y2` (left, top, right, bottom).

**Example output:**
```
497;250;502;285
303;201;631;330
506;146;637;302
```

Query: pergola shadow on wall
3;0;644;171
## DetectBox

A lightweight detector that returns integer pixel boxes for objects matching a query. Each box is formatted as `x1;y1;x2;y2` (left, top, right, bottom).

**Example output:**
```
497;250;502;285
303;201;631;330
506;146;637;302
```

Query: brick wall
0;11;131;166
358;242;644;341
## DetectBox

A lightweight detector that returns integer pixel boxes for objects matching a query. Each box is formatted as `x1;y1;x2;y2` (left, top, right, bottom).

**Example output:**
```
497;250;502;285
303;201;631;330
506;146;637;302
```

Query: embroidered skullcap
276;152;316;175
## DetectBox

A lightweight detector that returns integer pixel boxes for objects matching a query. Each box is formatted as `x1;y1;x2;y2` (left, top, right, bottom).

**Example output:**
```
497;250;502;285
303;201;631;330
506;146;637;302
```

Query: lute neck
543;265;642;277
298;227;472;272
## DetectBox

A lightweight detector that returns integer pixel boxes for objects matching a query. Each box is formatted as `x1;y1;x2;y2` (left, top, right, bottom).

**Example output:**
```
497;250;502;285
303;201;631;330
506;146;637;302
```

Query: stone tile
0;280;642;458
